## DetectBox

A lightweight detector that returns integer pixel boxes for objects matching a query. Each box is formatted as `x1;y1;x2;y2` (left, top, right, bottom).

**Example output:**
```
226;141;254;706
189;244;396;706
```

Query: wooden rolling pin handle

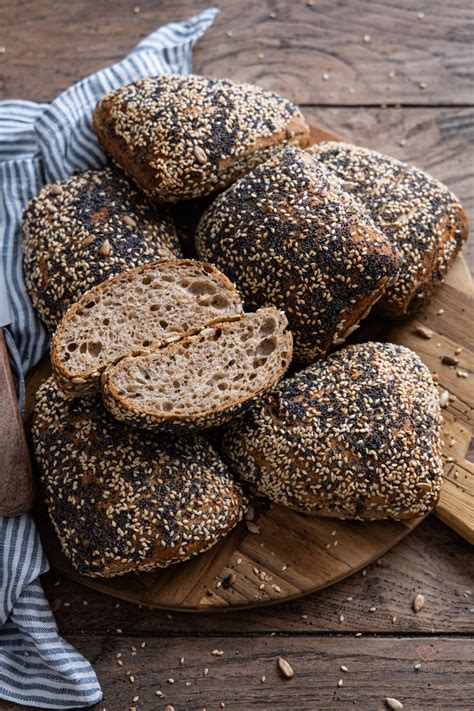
0;330;35;516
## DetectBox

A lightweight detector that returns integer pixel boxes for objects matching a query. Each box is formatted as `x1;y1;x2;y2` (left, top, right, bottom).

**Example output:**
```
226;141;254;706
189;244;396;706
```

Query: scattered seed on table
338;679;343;687
339;614;345;623
363;34;371;42
369;606;377;612
211;649;224;656
412;593;425;612
246;521;260;534
439;390;450;407
386;698;403;710
419;81;428;89
261;675;266;683
322;72;330;81
441;355;459;366
341;665;349;672
455;347;462;355
415;325;433;339
278;657;294;678
226;30;233;37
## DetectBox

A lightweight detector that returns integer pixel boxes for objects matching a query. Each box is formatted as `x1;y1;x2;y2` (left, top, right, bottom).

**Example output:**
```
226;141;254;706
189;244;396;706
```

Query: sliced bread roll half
52;260;243;396
93;74;310;202
102;308;293;431
222;342;443;521
33;377;247;577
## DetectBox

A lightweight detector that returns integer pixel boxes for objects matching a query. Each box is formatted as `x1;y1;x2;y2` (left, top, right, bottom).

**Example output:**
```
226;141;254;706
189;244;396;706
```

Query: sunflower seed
278;657;294;678
98;239;112;257
80;234;96;248
246;521;260;534
439;390;450;407
412;593;425;612
194;146;208;164
386;698;403;710
415;325;433;339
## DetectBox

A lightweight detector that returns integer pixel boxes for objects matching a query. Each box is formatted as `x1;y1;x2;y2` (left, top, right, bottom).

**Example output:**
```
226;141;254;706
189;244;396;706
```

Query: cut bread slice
52;260;243;396
102;308;293;431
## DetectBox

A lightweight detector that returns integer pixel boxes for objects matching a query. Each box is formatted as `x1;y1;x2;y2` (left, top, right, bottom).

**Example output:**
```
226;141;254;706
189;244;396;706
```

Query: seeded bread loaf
308;142;468;317
22;166;182;331
195;147;400;364
32;377;247;577
102;308;293;431
93;74;310;202
51;259;243;397
222;342;443;521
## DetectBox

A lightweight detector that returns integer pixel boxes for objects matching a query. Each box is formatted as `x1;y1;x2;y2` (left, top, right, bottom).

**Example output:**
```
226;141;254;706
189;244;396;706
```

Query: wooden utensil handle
0;330;35;516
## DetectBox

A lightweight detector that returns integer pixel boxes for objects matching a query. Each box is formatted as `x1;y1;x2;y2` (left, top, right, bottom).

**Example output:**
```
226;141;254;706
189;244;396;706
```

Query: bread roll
32;377;247;577
195;147;400;363
102;308;293;431
308;142;468;317
222;342;443;520
22;166;181;331
51;259;243;396
93;74;310;202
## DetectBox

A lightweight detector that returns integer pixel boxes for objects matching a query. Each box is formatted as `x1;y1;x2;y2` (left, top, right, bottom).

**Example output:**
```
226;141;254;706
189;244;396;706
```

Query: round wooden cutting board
25;124;474;612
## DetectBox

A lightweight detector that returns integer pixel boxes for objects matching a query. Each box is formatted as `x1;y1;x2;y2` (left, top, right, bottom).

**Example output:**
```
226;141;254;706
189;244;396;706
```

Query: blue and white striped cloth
0;9;217;708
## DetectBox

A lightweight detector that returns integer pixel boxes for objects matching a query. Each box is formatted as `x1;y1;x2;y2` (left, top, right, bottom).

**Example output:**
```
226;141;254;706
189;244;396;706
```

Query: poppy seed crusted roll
93;74;310;202
195;147;400;363
308;141;468;317
32;377;247;578
22;166;181;331
222;342;443;520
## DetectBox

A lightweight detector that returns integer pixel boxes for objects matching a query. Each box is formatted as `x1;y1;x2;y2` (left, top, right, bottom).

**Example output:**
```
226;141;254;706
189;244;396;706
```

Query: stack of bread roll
25;74;467;577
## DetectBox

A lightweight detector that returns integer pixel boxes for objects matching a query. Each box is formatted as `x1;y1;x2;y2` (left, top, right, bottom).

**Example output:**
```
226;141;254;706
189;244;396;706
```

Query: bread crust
222;342;443;521
93;74;310;202
32;377;247;577
195;147;400;363
22;166;181;332
308;142;469;317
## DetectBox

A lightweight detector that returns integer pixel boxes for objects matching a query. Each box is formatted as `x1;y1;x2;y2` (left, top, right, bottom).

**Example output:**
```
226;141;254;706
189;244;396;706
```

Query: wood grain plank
38;517;474;635
1;635;473;710
1;0;473;105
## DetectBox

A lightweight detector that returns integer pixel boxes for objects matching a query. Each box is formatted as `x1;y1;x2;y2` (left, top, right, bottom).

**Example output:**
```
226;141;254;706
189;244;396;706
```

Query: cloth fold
0;8;217;708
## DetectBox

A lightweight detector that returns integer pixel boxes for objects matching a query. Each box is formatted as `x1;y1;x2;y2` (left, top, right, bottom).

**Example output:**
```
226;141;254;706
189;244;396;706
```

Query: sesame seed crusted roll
22;166;182;332
195;147;400;364
32;377;247;578
222;342;443;521
92;74;310;202
308;142;468;318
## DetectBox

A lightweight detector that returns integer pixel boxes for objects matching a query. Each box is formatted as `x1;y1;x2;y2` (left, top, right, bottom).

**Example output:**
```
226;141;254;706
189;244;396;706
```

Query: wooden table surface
1;1;473;709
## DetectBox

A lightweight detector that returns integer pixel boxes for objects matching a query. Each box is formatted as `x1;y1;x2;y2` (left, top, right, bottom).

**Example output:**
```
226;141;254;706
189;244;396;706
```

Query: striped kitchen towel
0;8;217;709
